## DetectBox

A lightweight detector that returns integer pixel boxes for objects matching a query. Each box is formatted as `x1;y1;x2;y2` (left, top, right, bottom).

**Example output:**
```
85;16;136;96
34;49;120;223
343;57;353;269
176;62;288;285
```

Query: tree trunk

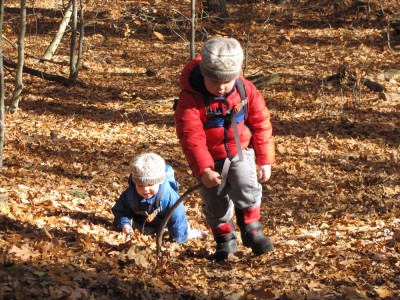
69;0;84;81
0;0;5;171
41;0;73;61
190;0;196;60
69;0;77;80
3;57;82;86
9;0;26;114
202;0;228;23
75;1;84;78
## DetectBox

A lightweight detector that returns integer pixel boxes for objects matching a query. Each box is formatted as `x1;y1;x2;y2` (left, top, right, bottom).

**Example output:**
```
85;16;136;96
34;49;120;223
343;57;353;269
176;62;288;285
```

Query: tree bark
69;0;84;81
10;0;27;113
190;0;196;60
41;0;73;61
202;0;228;23
247;74;281;90
3;57;83;86
324;64;387;93
0;0;5;171
379;92;400;101
75;1;84;79
69;0;77;80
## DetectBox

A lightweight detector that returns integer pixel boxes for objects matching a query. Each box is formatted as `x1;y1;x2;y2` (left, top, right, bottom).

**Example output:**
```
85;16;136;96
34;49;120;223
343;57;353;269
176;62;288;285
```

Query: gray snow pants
198;148;262;228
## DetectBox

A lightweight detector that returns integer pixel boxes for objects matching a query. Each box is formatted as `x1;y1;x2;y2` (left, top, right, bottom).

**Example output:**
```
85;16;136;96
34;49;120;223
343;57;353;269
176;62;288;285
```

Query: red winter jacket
174;56;275;177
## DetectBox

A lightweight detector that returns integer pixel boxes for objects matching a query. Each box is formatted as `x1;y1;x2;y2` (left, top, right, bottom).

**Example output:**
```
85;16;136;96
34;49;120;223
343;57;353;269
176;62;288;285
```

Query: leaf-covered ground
1;0;399;299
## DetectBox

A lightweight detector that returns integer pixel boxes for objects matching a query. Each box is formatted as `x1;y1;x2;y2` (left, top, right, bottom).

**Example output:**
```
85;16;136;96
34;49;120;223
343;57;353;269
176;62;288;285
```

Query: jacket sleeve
244;79;275;165
111;189;135;231
174;90;215;177
161;186;188;243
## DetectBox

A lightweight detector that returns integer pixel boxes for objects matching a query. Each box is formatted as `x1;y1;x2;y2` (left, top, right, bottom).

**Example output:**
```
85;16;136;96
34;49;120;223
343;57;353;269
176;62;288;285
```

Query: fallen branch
246;74;280;90
324;72;387;92
379;92;400;101
3;57;85;87
360;78;387;93
156;182;202;258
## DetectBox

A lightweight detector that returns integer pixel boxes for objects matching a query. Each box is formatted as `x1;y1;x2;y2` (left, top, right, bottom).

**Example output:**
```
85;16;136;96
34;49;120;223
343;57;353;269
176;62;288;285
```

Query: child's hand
257;164;271;183
122;225;134;236
200;168;221;188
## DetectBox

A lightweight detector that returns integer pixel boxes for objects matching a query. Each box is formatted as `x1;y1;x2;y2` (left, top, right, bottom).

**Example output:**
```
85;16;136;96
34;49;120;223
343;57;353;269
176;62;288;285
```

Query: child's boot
211;220;237;261
235;207;274;255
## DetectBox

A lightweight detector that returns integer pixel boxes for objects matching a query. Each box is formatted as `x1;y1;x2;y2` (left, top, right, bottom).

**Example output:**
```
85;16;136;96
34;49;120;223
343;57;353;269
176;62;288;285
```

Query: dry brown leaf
153;31;164;41
9;244;40;260
376;287;393;298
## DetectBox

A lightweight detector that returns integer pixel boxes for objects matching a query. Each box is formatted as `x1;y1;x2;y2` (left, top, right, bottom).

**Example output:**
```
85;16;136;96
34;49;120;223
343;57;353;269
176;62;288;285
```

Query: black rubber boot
235;207;274;255
211;220;237;261
240;221;274;255
214;232;238;261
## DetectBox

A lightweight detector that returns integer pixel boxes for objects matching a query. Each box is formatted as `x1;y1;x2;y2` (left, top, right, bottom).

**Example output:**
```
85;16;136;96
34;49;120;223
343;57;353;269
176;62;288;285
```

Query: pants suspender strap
217;158;231;195
231;112;244;161
217;110;244;195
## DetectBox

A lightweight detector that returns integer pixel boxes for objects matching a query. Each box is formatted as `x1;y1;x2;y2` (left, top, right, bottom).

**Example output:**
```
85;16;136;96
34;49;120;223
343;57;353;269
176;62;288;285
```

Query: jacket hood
179;56;206;94
127;174;136;189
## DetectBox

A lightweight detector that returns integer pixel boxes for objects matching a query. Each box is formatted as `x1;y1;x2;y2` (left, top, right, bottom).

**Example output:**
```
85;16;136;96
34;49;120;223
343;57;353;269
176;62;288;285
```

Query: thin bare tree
41;0;73;61
202;0;227;22
9;0;26;113
190;0;196;59
0;0;5;171
69;0;84;81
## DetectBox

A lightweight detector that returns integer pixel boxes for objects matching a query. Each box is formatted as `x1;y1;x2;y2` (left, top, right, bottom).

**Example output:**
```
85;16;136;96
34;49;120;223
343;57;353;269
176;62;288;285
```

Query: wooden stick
379;92;400;101
156;182;202;258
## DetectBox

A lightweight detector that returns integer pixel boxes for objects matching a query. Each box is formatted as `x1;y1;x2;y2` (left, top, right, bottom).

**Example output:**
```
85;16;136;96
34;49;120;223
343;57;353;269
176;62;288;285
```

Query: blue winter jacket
112;165;188;243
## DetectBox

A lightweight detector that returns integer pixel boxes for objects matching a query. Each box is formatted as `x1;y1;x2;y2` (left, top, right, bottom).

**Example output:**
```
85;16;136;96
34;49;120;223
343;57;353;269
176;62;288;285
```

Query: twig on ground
156;182;202;258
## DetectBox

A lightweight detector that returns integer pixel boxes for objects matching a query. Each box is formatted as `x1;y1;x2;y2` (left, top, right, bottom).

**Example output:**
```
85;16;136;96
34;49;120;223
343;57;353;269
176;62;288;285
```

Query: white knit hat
130;153;166;185
200;37;243;81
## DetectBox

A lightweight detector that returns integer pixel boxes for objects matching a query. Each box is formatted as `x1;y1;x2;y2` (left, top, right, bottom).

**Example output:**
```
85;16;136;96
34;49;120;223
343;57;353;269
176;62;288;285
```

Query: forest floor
1;0;400;299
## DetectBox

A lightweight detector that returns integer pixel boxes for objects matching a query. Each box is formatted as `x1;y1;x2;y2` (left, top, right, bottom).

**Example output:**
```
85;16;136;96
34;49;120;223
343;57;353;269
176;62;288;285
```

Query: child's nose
216;83;226;92
217;82;226;89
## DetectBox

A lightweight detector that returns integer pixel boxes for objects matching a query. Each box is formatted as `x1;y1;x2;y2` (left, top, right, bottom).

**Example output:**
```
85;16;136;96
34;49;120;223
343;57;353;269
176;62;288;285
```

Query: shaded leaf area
1;0;400;299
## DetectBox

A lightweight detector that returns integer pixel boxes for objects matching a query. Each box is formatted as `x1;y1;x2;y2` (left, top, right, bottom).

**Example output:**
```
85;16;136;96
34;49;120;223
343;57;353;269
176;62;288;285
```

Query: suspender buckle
146;207;162;222
233;103;242;113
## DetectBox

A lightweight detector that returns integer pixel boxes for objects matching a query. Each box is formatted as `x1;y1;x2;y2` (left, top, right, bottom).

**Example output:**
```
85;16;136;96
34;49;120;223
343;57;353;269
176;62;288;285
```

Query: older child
112;153;193;243
174;37;276;260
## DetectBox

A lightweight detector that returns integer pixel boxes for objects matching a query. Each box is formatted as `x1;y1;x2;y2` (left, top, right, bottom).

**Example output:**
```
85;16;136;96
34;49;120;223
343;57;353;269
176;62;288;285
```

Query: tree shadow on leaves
0;214;209;299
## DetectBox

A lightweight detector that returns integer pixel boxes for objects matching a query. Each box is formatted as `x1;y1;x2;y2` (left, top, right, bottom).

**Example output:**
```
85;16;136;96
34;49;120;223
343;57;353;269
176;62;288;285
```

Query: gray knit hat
200;37;244;81
130;153;166;185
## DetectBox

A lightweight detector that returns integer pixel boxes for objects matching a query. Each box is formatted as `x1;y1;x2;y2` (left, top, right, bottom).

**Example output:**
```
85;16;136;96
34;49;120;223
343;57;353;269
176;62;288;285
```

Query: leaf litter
1;0;400;299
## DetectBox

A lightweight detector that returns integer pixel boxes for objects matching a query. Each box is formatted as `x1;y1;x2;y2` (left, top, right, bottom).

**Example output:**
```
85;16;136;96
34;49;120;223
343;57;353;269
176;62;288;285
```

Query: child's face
204;76;236;97
135;183;160;199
